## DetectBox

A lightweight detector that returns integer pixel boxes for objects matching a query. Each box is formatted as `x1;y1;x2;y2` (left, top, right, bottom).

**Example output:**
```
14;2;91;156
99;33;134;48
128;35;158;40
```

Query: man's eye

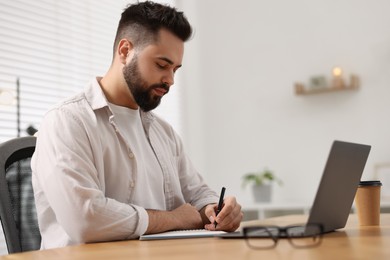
156;63;167;69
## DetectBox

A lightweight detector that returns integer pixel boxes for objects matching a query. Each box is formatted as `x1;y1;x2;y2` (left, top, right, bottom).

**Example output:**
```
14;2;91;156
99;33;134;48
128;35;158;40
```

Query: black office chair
0;136;41;253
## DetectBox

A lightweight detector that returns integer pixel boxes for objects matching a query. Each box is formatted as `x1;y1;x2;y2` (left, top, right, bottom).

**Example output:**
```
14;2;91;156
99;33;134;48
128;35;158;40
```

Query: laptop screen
307;140;371;232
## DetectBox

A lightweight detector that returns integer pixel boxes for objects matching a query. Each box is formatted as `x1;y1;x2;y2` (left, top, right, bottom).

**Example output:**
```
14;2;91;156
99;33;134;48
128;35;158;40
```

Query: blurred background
177;0;390;207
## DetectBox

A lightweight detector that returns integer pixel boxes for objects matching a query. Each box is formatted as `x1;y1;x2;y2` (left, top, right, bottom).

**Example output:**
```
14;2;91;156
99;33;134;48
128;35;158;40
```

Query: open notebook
139;229;226;241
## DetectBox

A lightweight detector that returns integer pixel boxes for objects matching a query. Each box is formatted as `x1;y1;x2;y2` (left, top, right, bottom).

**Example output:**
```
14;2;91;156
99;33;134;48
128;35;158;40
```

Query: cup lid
359;180;382;187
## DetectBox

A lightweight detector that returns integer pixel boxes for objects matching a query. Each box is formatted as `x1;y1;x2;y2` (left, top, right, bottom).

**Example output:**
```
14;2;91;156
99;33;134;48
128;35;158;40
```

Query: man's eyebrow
157;57;182;68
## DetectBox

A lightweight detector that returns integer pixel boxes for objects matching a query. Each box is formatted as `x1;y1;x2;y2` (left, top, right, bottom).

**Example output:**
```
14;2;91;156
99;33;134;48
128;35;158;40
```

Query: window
0;0;182;143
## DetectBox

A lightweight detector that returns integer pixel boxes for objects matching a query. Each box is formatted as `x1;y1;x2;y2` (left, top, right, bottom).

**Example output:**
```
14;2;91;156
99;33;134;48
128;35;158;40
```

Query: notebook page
139;229;226;241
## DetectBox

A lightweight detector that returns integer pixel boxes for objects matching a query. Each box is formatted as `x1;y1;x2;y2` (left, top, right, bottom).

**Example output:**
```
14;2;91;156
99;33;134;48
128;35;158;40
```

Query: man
31;1;243;249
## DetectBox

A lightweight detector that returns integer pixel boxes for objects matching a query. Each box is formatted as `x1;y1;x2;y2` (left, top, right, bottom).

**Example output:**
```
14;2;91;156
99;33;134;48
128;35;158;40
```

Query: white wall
177;0;390;205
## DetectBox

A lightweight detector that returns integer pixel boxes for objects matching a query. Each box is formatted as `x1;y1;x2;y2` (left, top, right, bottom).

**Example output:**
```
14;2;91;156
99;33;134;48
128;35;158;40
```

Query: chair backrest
0;136;41;253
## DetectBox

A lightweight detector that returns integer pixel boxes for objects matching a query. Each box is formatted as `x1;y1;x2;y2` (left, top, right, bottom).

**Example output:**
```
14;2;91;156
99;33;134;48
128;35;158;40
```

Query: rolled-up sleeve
32;103;148;248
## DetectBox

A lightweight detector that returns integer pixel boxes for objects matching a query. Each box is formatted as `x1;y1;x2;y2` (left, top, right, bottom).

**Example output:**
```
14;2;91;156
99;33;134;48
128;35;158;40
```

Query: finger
215;196;236;223
204;203;217;223
228;209;244;231
215;199;242;231
217;211;242;232
204;222;217;231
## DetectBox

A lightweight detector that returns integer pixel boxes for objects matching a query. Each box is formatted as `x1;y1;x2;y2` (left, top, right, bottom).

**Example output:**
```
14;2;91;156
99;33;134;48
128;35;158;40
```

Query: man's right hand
145;203;203;234
170;203;204;229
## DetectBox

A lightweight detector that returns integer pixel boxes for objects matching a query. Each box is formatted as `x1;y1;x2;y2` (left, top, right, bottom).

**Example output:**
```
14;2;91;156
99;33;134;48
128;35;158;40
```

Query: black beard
123;57;169;112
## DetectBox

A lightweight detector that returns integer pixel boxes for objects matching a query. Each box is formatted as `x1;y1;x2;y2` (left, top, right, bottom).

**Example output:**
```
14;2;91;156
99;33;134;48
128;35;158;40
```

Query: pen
214;187;226;228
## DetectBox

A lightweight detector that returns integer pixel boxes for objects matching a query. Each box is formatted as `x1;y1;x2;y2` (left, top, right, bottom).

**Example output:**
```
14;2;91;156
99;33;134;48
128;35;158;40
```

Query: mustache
150;83;170;94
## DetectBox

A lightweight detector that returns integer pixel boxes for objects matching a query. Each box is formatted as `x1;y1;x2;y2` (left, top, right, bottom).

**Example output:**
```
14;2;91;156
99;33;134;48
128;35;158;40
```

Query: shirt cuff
131;205;149;238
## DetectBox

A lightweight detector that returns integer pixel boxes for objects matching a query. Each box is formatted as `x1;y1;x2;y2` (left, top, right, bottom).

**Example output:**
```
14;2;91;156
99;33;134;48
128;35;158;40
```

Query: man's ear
117;39;134;65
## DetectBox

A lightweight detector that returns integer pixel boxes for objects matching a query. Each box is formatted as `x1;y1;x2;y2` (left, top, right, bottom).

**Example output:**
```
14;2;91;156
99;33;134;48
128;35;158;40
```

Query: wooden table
1;214;389;260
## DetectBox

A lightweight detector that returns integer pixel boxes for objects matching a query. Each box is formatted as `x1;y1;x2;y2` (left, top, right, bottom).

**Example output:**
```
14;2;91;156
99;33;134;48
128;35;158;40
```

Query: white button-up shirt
31;77;218;249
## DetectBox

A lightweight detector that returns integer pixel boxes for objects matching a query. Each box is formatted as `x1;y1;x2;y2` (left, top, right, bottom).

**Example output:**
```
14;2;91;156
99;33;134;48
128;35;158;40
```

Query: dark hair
113;1;192;55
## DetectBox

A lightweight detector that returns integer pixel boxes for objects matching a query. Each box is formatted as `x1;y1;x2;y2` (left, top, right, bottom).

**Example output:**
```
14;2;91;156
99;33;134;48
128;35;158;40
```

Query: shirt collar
84;77;156;129
84;77;109;111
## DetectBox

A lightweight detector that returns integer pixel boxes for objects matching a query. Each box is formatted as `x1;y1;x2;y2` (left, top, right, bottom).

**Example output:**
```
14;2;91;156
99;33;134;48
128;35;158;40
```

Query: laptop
220;140;371;238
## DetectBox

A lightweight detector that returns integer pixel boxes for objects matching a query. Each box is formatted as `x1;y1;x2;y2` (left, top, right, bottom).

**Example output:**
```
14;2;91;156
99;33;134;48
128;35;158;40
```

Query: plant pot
252;184;272;203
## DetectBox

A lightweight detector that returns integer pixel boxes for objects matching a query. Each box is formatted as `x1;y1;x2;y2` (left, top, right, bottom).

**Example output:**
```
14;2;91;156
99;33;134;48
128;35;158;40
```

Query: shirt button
128;152;134;158
130;181;135;188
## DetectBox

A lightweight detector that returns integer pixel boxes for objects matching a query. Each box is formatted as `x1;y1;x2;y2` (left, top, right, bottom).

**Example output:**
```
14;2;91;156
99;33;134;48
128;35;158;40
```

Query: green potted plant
242;169;282;203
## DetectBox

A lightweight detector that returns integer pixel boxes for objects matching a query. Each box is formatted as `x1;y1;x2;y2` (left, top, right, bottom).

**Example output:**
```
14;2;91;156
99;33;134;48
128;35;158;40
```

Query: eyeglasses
243;224;323;249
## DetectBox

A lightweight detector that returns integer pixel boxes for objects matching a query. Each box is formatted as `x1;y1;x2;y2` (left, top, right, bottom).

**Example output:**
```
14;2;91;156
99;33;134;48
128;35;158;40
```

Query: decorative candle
332;66;345;88
332;67;342;77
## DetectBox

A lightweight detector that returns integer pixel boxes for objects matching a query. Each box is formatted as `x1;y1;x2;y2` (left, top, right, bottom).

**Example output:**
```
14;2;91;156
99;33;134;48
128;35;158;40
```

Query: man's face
123;29;184;112
123;55;169;112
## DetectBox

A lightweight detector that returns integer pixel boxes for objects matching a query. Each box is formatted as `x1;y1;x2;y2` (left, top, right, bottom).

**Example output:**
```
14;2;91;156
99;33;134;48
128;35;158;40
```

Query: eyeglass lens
287;225;322;248
244;224;322;249
245;227;279;249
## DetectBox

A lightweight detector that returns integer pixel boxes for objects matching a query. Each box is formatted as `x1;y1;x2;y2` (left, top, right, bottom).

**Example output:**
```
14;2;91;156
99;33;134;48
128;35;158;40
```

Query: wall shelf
294;84;359;96
294;72;360;96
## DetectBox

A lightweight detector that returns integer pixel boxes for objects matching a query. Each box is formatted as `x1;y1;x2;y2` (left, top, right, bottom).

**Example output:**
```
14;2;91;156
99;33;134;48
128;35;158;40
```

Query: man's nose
162;71;174;87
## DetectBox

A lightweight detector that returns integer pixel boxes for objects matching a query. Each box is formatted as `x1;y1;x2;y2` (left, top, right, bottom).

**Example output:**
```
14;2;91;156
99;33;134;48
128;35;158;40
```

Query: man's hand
202;196;243;232
145;203;203;234
170;203;204;230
